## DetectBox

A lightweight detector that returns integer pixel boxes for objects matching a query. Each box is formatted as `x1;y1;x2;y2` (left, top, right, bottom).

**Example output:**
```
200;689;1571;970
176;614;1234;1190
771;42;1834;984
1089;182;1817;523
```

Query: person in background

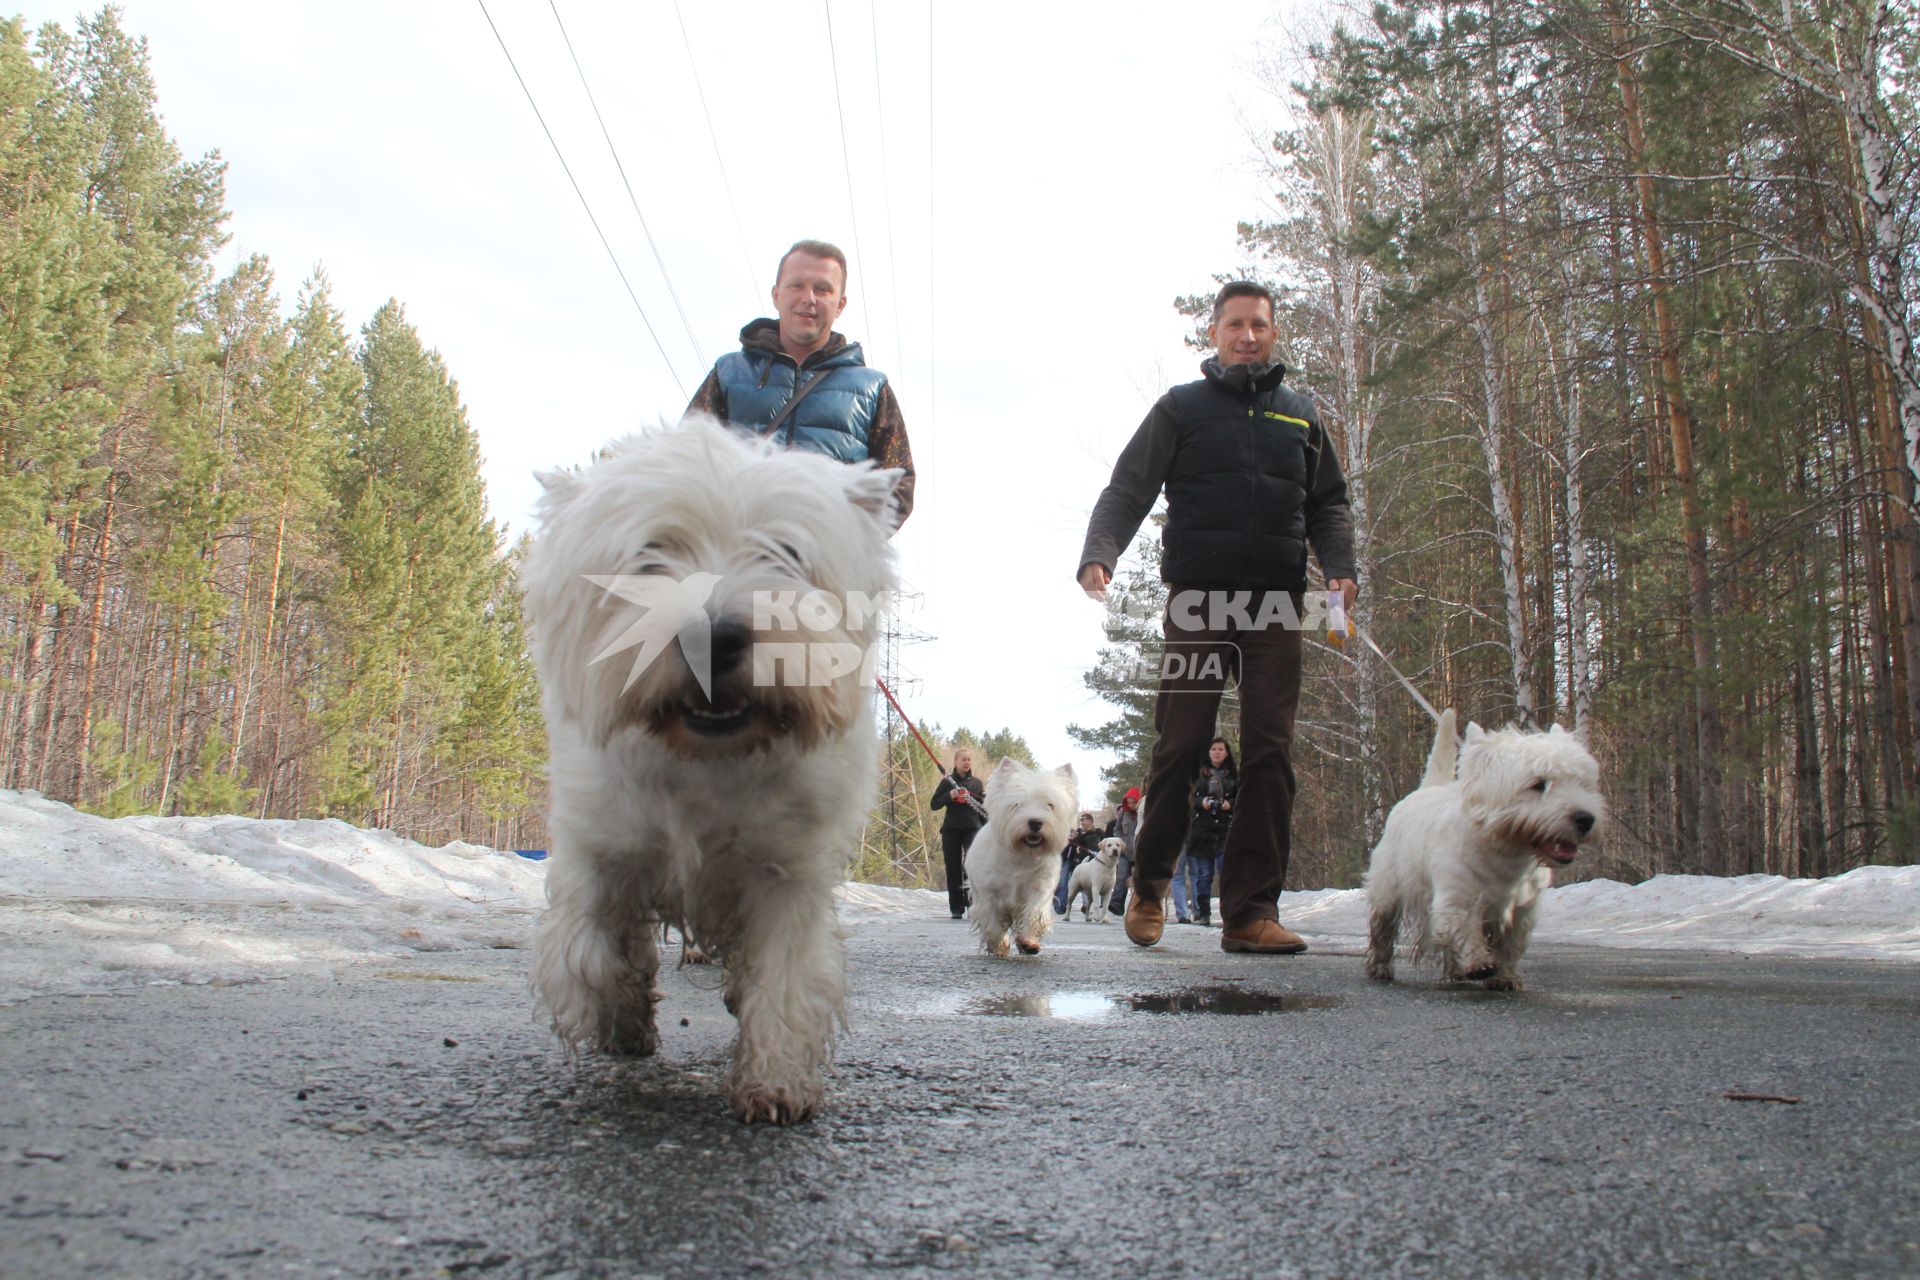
1103;785;1143;917
1053;811;1105;916
930;749;985;919
1180;737;1238;927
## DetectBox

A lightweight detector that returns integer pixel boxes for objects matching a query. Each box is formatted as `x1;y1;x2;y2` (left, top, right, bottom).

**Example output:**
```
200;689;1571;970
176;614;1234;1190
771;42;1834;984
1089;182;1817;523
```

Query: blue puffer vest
712;323;886;463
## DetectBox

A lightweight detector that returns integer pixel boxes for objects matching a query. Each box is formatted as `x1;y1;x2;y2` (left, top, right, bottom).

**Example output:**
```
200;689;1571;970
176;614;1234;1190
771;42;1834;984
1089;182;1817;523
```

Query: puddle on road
959;987;1343;1020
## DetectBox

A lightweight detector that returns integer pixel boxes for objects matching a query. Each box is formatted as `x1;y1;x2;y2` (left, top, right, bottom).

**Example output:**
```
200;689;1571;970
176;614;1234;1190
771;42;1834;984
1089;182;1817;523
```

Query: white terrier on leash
522;417;901;1123
966;758;1077;957
1066;837;1125;923
1363;709;1606;991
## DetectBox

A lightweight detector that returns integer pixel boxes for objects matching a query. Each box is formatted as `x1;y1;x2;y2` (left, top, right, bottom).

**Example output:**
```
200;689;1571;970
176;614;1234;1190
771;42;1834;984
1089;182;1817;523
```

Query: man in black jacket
929;748;986;919
1052;811;1106;916
1076;281;1357;955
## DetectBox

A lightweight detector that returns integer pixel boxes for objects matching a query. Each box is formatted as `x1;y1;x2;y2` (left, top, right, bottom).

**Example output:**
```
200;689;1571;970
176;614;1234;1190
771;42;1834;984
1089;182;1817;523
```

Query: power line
869;1;907;375
473;0;687;399
926;0;936;484
547;0;705;369
673;0;761;305
822;1;868;332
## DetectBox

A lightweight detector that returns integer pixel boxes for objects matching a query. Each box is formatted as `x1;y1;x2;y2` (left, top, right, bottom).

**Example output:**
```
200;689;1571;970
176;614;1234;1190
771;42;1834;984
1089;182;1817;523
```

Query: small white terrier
522;417;901;1123
1364;709;1606;991
1066;837;1125;923
965;759;1077;957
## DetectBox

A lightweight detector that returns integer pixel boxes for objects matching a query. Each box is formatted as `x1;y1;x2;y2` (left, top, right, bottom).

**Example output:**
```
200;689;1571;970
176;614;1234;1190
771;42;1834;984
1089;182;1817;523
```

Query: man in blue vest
684;239;914;527
1076;281;1358;955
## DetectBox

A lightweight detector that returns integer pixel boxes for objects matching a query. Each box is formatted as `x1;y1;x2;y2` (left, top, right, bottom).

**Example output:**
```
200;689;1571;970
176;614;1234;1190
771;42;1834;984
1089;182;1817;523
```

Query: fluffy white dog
522;417;901;1123
965;759;1077;957
1364;709;1606;991
1066;837;1125;923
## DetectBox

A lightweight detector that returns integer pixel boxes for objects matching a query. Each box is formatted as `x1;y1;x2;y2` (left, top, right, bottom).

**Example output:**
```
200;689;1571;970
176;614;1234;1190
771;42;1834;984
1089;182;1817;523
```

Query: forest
3;4;1915;887
1075;0;1919;885
0;12;546;848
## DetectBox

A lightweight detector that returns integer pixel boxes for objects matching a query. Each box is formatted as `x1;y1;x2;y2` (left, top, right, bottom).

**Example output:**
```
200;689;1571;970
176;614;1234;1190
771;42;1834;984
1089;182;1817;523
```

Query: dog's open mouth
680;696;753;736
1535;838;1579;866
1020;833;1048;849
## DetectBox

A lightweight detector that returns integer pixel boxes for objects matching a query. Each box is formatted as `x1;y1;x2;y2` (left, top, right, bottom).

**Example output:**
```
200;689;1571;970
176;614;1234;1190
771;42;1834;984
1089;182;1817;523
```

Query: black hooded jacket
1078;358;1356;590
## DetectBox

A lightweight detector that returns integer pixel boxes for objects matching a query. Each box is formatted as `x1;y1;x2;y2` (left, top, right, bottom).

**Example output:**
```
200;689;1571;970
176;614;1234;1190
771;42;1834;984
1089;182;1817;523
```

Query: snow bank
2;789;1915;1003
1277;867;1920;961
0;790;546;1002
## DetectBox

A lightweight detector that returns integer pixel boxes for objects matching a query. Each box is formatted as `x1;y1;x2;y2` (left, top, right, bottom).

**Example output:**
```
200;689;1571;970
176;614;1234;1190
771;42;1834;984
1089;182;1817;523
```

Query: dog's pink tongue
1544;839;1578;863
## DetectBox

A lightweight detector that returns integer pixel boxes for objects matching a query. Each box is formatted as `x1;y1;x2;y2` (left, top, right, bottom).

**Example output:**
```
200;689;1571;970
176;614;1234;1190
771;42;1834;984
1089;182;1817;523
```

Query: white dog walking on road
965;759;1077;957
522;418;901;1123
1364;708;1606;991
1066;837;1126;923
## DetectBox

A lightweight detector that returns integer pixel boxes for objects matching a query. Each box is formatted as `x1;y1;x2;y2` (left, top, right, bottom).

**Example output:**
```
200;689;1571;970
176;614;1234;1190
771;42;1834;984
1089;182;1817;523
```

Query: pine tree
320;301;501;832
1068;532;1169;802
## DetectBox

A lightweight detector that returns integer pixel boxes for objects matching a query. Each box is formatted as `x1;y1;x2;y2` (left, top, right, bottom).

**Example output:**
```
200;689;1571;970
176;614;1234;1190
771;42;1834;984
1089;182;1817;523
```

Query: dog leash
1346;628;1444;724
873;676;990;818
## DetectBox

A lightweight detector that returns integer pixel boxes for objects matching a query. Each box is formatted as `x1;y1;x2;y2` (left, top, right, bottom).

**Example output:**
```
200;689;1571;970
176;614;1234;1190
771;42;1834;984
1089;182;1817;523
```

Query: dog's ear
847;467;906;527
989;756;1020;781
536;467;586;502
1548;722;1569;738
1053;762;1077;783
1463;721;1487;744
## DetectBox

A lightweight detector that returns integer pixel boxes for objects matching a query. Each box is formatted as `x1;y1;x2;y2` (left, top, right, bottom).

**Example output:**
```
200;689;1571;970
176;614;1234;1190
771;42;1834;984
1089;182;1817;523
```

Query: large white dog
1066;836;1125;923
1364;709;1606;991
522;417;900;1123
965;758;1076;957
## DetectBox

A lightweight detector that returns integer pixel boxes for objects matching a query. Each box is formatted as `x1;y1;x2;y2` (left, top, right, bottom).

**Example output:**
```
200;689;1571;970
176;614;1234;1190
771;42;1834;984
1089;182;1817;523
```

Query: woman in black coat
1179;737;1237;927
930;747;986;919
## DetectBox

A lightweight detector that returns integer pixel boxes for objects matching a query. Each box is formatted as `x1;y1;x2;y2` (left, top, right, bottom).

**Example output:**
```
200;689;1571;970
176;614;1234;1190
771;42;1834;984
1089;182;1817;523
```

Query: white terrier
1364;709;1606;991
522;418;901;1123
1066;837;1125;923
965;759;1077;957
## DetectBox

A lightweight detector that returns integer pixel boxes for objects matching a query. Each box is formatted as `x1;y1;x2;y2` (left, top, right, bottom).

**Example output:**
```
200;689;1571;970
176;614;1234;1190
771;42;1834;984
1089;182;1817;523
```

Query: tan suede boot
1220;920;1308;954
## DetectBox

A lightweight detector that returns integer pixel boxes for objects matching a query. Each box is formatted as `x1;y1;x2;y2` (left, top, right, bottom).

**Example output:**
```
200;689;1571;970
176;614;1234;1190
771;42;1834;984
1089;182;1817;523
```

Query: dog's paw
598;1019;660;1057
729;1082;821;1125
1014;935;1042;956
983;937;1011;959
1481;974;1523;992
1364;955;1394;981
1447;949;1499;982
1448;966;1499;983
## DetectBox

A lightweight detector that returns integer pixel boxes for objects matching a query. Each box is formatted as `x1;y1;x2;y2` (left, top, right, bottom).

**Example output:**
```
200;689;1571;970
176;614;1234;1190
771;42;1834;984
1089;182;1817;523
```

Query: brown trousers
1129;591;1303;931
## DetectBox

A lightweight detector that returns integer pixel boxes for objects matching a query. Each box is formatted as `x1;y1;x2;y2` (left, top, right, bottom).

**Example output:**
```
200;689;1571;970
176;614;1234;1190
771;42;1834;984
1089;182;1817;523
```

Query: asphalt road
4;911;1917;1280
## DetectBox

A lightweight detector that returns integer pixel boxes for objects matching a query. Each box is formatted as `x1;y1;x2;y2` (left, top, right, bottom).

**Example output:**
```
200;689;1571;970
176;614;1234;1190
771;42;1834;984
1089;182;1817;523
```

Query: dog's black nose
1027;818;1044;835
709;619;751;675
1572;810;1595;835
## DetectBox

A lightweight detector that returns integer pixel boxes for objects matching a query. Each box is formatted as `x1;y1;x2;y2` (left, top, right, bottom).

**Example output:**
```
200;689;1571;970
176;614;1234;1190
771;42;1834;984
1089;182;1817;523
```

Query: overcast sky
19;0;1326;799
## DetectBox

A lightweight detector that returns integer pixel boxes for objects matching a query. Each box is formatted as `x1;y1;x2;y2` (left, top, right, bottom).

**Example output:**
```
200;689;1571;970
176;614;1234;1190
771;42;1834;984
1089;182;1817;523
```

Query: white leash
1346;626;1444;725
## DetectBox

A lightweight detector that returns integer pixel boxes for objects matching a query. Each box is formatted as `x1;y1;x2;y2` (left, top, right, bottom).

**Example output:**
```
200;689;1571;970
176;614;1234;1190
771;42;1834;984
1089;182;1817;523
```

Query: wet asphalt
3;911;1918;1280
